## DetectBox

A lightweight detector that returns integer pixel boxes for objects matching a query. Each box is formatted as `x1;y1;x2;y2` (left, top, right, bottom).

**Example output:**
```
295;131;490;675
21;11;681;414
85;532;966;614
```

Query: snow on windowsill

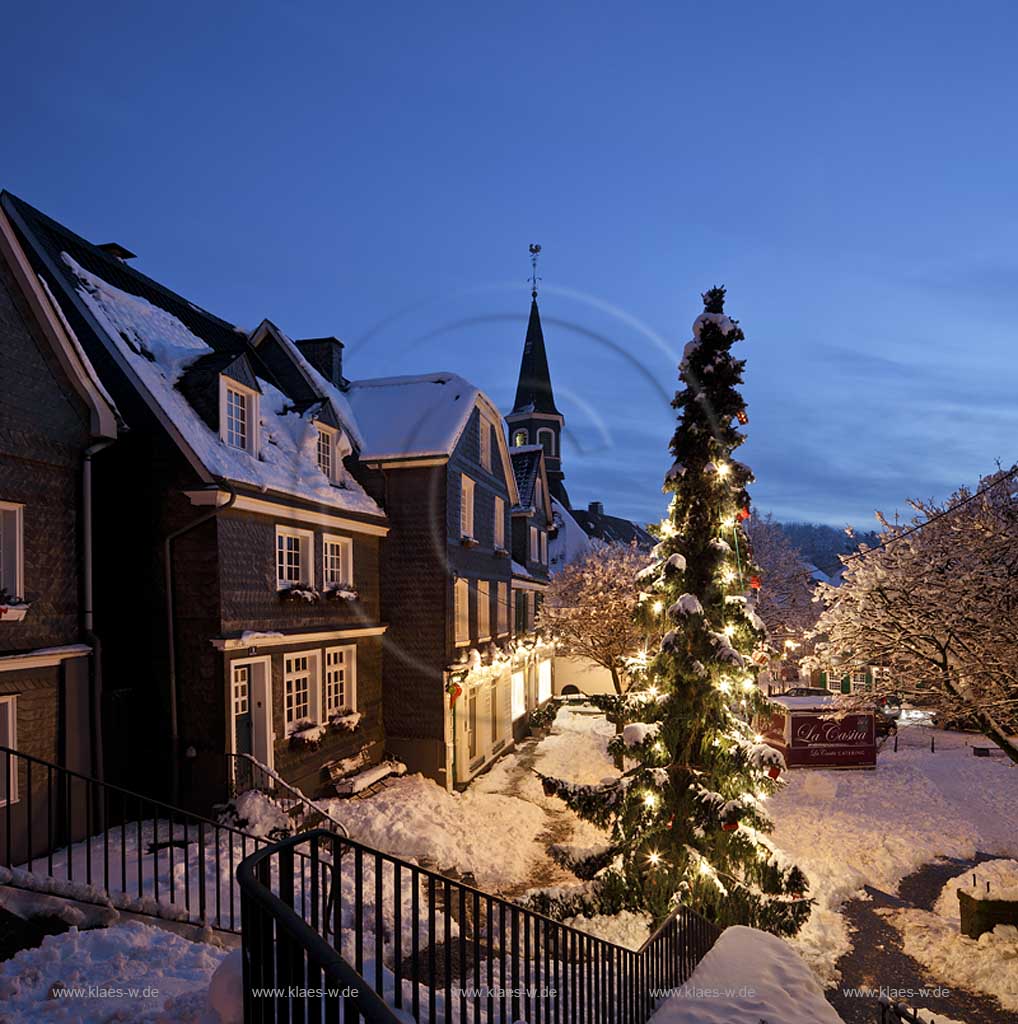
460;536;479;548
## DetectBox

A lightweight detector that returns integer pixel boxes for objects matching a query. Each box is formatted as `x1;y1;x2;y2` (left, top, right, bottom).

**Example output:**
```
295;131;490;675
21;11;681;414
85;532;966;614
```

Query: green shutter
841;675;851;694
819;671;828;688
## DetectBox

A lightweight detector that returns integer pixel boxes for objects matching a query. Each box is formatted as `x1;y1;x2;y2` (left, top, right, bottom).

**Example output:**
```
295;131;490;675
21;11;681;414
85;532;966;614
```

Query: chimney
295;337;346;389
588;501;604;517
96;242;136;262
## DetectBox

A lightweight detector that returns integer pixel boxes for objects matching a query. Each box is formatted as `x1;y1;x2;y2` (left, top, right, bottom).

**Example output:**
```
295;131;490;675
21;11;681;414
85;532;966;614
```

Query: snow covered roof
4;193;383;520
548;497;591;573
345;373;481;462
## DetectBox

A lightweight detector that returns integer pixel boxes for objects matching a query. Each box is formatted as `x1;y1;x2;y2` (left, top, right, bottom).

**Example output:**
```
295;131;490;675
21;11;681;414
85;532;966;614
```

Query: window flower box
0;592;28;622
328;710;362;733
460;536;479;549
324;584;359;601
289;721;327;750
494;546;510;559
278;584;321;604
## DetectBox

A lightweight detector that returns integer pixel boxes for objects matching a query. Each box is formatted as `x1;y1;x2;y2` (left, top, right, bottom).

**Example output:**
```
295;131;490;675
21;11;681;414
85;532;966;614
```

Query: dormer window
512;428;528;447
220;378;259;455
316;425;338;482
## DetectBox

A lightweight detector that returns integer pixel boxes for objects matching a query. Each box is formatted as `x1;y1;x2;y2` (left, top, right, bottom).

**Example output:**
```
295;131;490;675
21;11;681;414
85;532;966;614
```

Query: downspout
165;486;236;805
83;438;116;780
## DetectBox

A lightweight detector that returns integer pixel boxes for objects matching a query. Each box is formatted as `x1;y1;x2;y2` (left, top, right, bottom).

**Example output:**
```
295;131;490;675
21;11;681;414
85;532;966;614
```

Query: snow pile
333;758;406;796
768;731;1018;987
669;594;703;618
622;722;662;749
648;925;841;1024
879;859;1018;1011
226;789;293;839
560;909;652;950
549;497;592;572
936;859;1018;913
327;774;548;888
64;255;381;517
0;921;228;1022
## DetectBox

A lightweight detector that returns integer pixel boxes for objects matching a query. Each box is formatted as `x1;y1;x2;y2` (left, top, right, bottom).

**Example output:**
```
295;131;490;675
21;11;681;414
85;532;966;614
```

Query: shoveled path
826;854;1015;1024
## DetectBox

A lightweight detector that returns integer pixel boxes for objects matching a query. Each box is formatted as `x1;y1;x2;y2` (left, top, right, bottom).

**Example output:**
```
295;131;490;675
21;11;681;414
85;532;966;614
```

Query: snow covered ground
768;726;1018;987
879;858;1018;1011
0;920;230;1022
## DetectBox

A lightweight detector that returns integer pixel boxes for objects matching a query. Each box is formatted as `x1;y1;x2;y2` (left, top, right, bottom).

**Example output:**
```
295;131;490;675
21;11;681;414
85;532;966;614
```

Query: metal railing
0;745;275;931
239;829;722;1023
226;752;349;838
879;998;936;1023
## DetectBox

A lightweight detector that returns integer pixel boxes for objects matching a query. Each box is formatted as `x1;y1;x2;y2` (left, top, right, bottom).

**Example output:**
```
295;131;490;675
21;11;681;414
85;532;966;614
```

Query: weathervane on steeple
529;243;542;298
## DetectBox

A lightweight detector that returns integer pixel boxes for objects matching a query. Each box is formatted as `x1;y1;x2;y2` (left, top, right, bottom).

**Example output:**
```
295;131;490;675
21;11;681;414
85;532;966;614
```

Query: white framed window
493;496;505;550
220;378;259;455
283;650;320;733
539;531;548;565
529;526;539;562
324;646;356;714
511;428;528;447
316;425;338;482
0;502;25;601
479;418;492;472
537;428;555;457
0;696;16;805
477;580;490;640
276;526;314;588
232;664;250;718
511;671;526;720
454;577;470;645
322;534;354;590
497;581;509;635
460;475;475;539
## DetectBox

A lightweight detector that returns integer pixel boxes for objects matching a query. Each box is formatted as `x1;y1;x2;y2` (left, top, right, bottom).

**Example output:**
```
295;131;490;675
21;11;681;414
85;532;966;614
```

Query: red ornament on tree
737;507;751;522
767;765;781;780
722;821;739;832
736;409;749;424
750;575;761;590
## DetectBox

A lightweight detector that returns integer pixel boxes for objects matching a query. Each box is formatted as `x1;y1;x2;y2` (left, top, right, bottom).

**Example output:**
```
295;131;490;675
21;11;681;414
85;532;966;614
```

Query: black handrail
238;829;722;1023
226;752;350;838
0;745;290;931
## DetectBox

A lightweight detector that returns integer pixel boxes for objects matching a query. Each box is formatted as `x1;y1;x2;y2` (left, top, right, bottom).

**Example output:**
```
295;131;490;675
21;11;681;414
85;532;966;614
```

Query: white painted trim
0;502;25;602
282;648;322;735
363;457;449;470
324;644;357;716
0;646;91;673
314;423;340;483
184;490;389;537
322;533;354;590
0;695;17;805
219;376;260;457
275;524;314;589
511;577;546;593
211;625;386;651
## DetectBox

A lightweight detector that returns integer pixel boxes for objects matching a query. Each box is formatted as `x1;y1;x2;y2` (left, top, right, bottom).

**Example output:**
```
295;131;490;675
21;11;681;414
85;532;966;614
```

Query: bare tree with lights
810;469;1018;763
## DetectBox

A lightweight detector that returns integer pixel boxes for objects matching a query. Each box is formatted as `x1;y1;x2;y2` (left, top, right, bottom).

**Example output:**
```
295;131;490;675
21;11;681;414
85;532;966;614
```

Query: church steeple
507;244;569;507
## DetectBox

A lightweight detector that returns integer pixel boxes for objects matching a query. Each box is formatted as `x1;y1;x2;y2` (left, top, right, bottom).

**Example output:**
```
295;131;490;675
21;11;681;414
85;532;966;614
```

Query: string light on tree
536;285;810;936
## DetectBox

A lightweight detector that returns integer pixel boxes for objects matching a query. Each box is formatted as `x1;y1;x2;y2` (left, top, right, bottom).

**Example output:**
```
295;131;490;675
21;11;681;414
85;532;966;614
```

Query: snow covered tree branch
810;469;1018;763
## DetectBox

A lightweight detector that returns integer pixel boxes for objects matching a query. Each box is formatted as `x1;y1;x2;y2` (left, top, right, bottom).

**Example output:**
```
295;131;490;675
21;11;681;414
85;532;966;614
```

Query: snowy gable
346;373;481;462
63;255;382;518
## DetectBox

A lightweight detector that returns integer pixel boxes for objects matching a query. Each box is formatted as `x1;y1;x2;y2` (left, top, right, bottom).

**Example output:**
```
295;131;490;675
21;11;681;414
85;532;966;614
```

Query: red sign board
763;707;876;768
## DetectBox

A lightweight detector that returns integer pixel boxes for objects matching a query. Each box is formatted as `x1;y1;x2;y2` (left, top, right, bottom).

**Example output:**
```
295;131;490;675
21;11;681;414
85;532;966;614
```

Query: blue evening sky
4;3;1016;528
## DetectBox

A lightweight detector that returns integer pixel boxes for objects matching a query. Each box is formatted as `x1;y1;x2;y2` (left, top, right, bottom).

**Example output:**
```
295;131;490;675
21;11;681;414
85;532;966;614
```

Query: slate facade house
0;201;119;858
347;373;554;788
4;193;389;806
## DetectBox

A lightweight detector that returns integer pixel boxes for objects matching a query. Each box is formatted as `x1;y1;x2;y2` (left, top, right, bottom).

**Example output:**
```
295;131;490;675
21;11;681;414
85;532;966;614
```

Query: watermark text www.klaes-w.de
51;985;161;1000
842;985;952;1000
250;986;362;999
650;985;757;1000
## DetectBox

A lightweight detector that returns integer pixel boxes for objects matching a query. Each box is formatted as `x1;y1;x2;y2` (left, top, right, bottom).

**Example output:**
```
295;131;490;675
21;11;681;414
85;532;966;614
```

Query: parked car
779;687;831;698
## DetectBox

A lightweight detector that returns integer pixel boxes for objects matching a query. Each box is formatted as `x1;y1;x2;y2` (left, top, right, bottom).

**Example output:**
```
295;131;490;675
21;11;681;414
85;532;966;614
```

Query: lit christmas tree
536;287;811;935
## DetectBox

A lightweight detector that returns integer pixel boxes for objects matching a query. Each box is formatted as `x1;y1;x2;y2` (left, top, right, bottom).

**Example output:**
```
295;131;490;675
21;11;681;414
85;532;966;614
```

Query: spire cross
529;243;542;298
